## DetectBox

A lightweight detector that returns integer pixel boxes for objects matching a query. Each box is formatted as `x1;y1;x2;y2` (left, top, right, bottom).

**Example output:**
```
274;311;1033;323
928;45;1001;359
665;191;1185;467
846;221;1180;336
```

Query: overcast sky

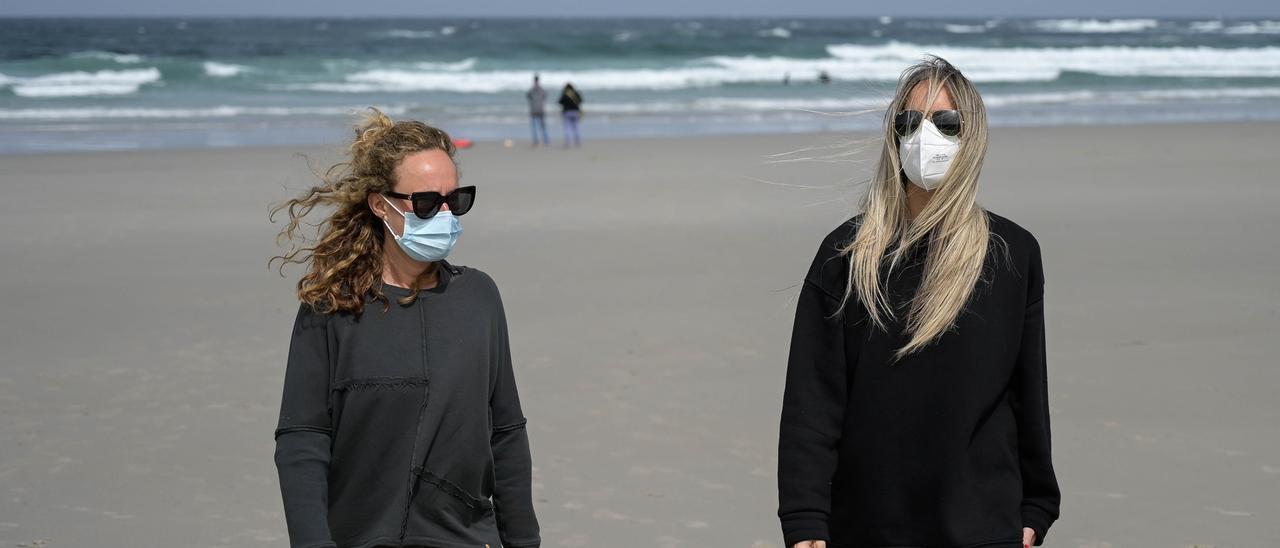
2;0;1276;18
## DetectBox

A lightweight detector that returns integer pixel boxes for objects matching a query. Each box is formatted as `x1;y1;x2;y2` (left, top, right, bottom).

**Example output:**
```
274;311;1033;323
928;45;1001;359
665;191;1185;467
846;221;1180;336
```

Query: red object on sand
453;138;474;149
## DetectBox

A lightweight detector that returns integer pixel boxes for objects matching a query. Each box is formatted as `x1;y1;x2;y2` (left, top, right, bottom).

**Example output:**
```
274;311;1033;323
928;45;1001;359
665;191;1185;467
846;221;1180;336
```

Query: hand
1022;527;1036;547
793;541;826;548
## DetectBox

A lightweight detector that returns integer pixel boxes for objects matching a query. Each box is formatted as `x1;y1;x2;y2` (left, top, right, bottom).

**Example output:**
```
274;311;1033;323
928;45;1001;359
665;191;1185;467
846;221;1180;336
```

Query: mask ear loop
380;194;407;239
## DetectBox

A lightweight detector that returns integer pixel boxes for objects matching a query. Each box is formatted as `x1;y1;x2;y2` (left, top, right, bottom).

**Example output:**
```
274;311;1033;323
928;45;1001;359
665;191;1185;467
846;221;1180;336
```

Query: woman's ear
367;192;387;220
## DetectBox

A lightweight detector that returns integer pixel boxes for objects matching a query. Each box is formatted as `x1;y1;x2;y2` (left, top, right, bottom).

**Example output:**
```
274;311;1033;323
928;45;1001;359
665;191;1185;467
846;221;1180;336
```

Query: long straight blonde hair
839;55;1003;361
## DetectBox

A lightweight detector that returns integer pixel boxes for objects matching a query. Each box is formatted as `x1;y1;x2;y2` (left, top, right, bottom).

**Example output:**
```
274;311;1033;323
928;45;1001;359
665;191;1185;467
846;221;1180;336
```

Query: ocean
1;16;1278;153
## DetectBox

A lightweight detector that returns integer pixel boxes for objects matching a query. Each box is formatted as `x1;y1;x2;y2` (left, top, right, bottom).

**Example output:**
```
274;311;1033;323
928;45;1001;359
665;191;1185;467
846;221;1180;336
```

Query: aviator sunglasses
383;185;477;219
894;109;964;138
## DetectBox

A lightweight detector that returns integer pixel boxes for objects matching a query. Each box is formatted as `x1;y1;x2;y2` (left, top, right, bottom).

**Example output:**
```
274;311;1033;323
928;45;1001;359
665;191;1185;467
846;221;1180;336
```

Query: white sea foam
759;27;792;39
2;68;162;97
1032;18;1160;33
1188;20;1225;33
579;87;1280;115
203;61;250;78
4;87;1277;122
0;104;411;121
580;97;885;114
414;58;477;72
384;29;437;39
262;43;1280;94
1223;21;1280;34
381;26;458;39
824;42;1280;80
274;66;752;93
1119;86;1280;102
1187;19;1280;34
944;24;988;34
68;50;144;64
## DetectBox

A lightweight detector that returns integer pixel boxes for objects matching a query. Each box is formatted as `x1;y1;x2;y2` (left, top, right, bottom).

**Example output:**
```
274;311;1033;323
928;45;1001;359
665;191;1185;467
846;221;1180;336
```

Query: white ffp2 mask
899;118;960;191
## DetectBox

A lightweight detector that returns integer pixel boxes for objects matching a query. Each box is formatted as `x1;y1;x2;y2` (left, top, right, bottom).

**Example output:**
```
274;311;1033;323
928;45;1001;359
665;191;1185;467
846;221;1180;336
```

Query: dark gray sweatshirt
274;262;540;548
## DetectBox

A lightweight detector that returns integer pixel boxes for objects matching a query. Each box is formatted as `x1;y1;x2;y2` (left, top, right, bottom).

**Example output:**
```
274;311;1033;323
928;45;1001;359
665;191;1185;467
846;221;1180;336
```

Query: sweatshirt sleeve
273;303;337;548
488;290;541;548
1010;236;1062;546
777;241;852;547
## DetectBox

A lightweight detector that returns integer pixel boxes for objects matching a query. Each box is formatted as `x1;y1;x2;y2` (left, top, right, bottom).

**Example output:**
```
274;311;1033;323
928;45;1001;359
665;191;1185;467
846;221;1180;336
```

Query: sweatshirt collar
379;260;458;297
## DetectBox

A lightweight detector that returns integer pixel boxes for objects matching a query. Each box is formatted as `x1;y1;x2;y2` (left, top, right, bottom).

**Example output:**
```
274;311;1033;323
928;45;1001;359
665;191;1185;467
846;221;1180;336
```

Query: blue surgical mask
380;195;463;263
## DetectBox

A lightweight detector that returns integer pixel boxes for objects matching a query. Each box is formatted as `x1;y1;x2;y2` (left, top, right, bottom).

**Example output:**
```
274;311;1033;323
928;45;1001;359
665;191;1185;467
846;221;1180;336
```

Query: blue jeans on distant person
530;113;549;146
562;110;581;148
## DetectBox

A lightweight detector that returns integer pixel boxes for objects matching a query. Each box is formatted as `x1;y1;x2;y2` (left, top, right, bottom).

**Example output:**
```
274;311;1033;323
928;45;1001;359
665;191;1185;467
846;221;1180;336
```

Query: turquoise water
2;17;1279;153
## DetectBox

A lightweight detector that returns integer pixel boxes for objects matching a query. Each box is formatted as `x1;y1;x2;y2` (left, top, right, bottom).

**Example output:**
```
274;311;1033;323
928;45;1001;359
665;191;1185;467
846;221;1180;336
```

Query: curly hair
270;107;457;315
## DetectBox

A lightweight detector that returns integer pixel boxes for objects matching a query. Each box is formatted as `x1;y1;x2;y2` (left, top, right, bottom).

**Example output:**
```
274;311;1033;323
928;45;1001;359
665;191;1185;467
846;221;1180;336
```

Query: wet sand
1;121;1278;547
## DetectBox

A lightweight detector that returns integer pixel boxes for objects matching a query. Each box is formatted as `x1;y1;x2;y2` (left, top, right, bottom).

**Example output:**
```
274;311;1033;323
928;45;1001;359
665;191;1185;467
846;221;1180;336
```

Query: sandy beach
1;121;1278;547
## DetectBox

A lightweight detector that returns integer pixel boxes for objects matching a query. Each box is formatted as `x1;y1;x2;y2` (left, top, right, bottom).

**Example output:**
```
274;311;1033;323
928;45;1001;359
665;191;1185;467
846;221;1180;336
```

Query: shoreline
4;117;1278;158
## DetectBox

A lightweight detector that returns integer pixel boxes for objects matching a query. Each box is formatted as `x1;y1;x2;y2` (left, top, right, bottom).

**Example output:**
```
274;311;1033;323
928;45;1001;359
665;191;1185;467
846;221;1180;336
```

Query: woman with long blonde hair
270;108;540;548
777;56;1061;548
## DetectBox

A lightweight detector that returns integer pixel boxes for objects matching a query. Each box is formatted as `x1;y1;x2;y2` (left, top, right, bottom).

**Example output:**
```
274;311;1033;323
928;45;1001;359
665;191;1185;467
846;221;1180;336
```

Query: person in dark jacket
557;83;583;148
778;56;1061;548
270;107;540;548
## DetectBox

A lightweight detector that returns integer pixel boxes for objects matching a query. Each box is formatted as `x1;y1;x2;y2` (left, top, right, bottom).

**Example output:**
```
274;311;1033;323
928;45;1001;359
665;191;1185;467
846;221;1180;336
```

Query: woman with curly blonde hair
270;108;540;548
778;56;1061;548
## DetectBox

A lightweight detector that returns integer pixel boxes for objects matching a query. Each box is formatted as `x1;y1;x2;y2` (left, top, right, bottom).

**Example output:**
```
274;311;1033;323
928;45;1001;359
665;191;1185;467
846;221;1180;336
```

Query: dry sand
1;121;1278;547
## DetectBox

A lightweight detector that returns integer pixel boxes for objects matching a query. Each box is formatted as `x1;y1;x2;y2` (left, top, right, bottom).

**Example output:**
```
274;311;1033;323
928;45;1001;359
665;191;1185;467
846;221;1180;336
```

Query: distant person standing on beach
778;56;1061;548
527;74;550;147
558;82;583;148
270;108;540;548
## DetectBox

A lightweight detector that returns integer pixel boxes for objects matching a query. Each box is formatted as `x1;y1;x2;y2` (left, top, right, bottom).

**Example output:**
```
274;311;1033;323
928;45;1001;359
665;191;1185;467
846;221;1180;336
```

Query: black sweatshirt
274;262;540;548
778;211;1061;548
558;89;582;112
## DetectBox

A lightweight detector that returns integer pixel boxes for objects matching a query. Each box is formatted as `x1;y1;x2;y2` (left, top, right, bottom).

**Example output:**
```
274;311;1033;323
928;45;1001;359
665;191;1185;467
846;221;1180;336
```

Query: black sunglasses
894;109;964;138
384;185;476;219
